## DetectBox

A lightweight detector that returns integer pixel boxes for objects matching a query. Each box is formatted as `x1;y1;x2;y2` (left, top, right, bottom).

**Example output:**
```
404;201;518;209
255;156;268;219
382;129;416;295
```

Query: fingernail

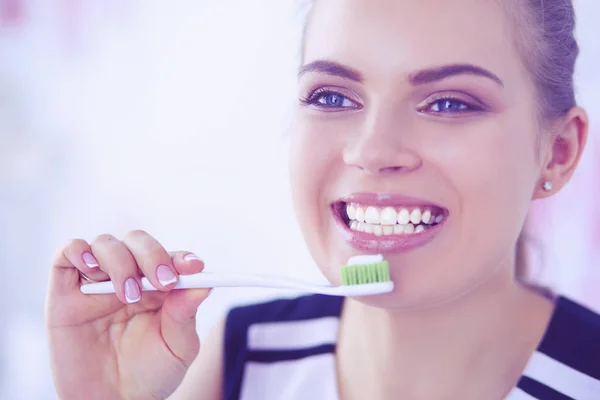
183;253;200;261
82;252;99;269
124;278;141;304
157;264;177;286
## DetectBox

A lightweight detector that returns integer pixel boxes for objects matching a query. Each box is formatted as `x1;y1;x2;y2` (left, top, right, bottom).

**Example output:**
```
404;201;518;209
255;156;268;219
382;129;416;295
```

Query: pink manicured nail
183;253;200;261
82;252;99;269
124;278;141;303
157;264;177;286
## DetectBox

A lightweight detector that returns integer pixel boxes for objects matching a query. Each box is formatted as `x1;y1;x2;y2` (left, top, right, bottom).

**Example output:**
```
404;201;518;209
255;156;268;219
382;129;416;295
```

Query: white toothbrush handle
81;272;327;294
79;271;394;296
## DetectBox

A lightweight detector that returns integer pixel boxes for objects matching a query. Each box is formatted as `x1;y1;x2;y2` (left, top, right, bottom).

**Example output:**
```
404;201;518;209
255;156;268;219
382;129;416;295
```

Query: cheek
426;116;539;230
288;116;340;224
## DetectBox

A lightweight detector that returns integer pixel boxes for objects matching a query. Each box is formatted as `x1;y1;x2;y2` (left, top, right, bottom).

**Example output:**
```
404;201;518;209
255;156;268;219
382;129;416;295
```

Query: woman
46;0;600;399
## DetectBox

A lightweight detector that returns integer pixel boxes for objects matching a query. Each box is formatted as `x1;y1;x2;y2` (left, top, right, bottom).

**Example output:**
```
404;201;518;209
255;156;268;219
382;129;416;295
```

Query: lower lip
331;207;446;254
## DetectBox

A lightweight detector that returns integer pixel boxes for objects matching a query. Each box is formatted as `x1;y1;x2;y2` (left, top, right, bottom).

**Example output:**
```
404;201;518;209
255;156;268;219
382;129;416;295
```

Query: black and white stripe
224;295;600;400
224;295;343;400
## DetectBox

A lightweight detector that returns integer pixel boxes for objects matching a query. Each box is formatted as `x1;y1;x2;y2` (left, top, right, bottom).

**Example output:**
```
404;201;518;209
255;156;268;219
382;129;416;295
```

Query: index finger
49;239;109;296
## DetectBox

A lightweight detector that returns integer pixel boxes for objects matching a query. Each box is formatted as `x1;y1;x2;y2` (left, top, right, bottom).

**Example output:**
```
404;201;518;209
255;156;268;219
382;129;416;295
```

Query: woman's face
289;0;545;307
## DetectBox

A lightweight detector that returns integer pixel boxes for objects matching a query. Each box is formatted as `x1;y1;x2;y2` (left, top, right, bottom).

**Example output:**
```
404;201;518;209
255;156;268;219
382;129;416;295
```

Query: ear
534;107;588;199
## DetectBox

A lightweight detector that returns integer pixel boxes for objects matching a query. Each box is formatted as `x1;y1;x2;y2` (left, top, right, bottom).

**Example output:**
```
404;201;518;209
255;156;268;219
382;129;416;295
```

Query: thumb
160;288;211;366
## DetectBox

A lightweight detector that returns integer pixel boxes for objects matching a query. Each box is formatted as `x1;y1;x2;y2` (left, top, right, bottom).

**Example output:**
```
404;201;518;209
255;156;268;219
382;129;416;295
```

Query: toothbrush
80;254;394;297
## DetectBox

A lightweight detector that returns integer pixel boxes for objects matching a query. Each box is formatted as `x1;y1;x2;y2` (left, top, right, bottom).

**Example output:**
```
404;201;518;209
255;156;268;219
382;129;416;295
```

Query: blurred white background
0;1;599;398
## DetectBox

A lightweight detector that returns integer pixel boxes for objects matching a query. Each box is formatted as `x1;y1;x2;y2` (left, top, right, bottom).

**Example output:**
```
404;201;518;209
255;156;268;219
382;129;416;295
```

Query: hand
46;230;211;400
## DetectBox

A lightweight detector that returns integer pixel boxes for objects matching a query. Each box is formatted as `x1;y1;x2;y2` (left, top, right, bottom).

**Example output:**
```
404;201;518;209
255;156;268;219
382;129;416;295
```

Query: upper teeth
355;206;365;222
365;207;380;224
422;209;432;224
345;204;444;235
397;209;410;224
381;207;396;225
410;209;422;225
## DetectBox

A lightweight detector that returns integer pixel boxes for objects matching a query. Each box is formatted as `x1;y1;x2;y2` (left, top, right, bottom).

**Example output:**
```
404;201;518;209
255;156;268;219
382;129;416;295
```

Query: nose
343;108;422;175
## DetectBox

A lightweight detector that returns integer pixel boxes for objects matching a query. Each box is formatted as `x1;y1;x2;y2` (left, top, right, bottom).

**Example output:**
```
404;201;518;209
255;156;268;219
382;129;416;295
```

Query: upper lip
336;192;447;211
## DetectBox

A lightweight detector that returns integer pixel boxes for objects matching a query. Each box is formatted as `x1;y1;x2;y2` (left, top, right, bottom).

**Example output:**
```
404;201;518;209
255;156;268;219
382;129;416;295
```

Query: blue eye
300;89;359;110
428;98;480;113
318;93;350;107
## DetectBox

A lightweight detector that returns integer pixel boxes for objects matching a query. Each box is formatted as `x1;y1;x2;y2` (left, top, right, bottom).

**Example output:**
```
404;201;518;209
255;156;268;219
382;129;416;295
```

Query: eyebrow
298;60;364;82
409;64;504;87
298;60;503;88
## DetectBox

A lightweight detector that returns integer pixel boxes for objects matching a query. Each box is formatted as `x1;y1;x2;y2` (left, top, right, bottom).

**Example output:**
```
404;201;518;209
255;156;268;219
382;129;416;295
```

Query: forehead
304;0;521;82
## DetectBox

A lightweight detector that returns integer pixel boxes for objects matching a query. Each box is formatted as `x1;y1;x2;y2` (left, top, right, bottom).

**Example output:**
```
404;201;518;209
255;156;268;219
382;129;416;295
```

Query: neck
336;265;554;399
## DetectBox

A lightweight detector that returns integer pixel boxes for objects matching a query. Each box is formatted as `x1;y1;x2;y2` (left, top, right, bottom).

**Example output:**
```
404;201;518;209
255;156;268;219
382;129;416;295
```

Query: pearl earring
542;181;553;192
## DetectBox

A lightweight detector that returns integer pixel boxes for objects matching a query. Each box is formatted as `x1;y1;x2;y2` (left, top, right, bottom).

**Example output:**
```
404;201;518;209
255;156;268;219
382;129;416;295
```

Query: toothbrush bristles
341;261;390;285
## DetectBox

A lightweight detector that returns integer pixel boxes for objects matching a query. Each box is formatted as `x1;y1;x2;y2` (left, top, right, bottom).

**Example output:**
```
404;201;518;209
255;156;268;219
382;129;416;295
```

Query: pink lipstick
331;192;449;254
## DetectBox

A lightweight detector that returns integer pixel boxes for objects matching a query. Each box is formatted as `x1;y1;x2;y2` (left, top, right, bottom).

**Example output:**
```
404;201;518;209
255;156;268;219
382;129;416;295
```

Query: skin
46;0;588;399
46;233;219;400
289;0;588;398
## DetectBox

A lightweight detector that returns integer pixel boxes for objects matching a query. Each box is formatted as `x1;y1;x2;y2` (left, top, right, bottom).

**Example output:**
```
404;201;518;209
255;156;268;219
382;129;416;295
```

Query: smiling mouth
330;193;449;253
333;201;447;236
335;202;446;236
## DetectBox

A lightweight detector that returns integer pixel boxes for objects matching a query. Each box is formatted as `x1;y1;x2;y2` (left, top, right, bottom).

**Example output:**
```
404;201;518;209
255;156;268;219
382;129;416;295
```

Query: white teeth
347;204;356;220
344;202;445;235
356;207;366;222
373;225;383;236
394;224;405;234
365;207;381;224
380;207;397;225
410;208;422;225
422;209;431;224
352;221;426;235
397;209;410;224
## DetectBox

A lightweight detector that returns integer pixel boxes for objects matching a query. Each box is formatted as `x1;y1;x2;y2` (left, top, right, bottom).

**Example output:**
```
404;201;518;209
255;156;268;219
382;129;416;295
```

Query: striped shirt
224;294;600;399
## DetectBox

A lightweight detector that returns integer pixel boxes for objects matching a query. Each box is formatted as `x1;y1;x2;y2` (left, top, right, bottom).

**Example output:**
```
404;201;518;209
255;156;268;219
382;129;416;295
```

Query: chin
313;245;500;311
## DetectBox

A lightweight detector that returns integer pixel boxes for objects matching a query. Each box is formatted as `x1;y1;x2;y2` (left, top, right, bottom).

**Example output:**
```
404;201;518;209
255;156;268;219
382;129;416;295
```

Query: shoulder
534;296;600;381
512;296;600;399
540;296;600;355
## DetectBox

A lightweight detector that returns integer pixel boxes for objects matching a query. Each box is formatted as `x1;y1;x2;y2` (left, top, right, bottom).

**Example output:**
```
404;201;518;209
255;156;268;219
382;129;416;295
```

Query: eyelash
299;88;361;110
299;89;485;114
422;96;484;114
